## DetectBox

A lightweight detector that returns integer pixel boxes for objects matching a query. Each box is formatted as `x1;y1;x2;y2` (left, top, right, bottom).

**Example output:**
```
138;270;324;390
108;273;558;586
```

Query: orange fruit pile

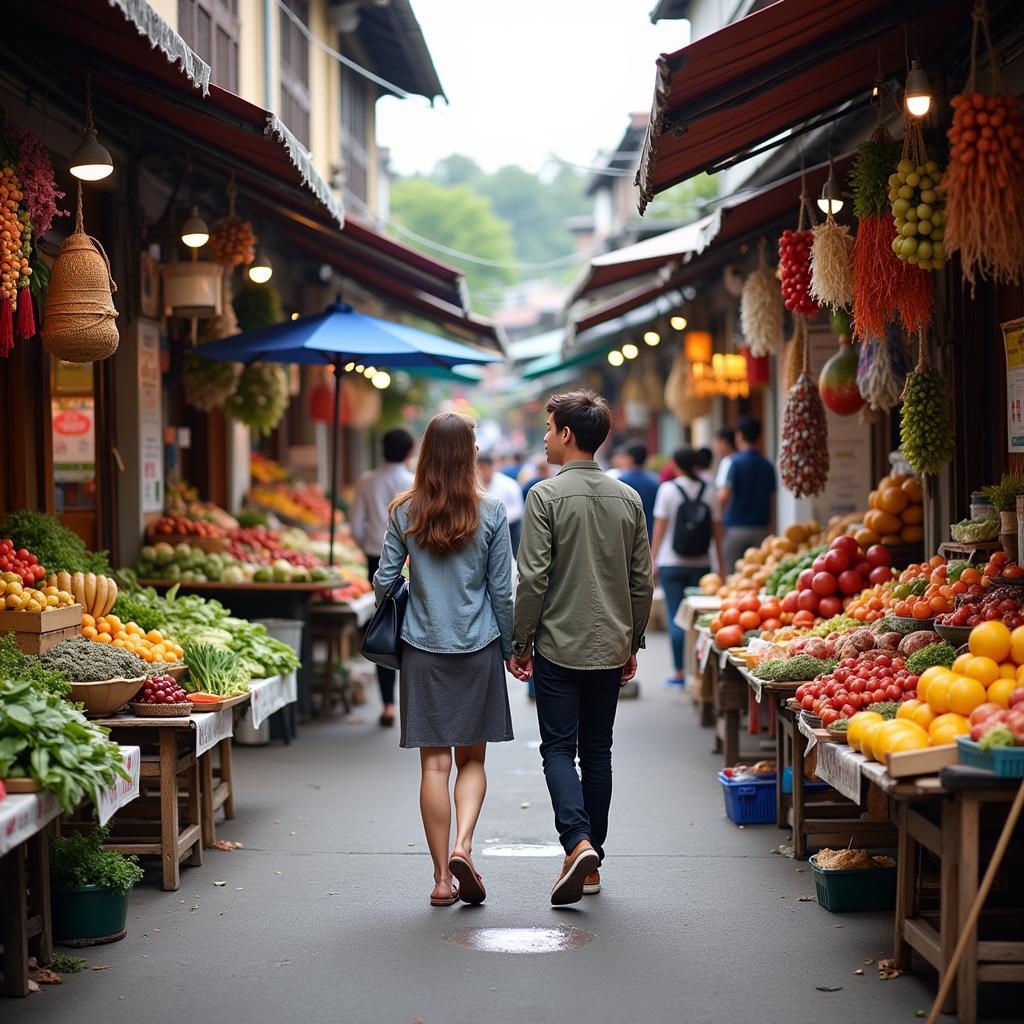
81;613;184;663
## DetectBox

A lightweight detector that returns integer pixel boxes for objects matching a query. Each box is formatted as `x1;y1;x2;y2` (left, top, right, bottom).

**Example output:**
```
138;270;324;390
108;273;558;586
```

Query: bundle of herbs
182;641;250;696
0;632;70;697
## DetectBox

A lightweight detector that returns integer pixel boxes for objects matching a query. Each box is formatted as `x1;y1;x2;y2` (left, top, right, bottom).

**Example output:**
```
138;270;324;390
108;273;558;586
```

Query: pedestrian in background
478;452;525;554
511;390;653;905
713;426;737;493
719;415;776;574
650;447;723;688
374;413;514;908
351;428;415;727
616;442;660;542
520;453;552;500
695;446;714;484
501;451;526;481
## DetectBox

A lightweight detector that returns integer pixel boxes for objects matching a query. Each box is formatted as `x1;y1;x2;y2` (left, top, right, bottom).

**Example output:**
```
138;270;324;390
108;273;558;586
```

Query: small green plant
50;954;87;974
981;472;1024;512
50;826;144;893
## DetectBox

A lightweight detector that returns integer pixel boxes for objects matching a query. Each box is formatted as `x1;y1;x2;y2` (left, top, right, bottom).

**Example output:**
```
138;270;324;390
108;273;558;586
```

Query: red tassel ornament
14;290;35;340
0;295;13;357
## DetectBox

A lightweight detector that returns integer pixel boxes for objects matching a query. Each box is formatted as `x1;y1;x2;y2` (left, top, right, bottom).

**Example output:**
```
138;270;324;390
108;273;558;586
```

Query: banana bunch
899;365;954;475
46;571;118;618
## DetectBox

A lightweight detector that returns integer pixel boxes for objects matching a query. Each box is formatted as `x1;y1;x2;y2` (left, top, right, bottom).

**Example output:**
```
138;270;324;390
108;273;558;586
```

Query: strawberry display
937;582;1024;630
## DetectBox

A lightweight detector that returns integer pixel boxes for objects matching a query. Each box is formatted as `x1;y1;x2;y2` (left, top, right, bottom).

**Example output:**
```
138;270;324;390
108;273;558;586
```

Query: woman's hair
391;412;481;556
672;446;703;481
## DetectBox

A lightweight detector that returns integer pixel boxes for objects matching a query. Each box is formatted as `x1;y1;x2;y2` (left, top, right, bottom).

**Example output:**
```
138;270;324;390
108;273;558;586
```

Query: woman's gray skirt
399;638;513;748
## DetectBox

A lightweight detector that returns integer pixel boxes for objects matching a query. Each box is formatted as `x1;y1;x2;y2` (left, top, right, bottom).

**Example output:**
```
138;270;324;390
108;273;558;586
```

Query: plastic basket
957;737;1024;778
782;765;832;795
809;854;897;913
718;770;776;825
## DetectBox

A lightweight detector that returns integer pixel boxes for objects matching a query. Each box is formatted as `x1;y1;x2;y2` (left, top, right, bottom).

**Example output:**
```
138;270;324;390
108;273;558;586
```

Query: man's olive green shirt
513;460;654;670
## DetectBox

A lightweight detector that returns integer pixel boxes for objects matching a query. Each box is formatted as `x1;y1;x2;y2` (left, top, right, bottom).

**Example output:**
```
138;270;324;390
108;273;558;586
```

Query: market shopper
478;452;525;554
374;413;514;908
616;442;660;542
351;428;415;728
719;415;776;573
712;426;737;493
651;447;724;688
511;390;653;905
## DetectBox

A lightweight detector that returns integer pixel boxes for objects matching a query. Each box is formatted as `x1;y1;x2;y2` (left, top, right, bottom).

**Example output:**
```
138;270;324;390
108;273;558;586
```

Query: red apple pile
0;539;46;586
781;536;892;621
794;650;919;726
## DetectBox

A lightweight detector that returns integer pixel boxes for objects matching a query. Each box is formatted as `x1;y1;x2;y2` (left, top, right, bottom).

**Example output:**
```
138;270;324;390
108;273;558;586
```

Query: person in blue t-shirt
615;442;660;542
719;415;776;574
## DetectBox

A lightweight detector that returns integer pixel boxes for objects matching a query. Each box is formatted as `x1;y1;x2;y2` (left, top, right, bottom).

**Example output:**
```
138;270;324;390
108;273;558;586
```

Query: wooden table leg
185;756;203;867
200;751;216;848
894;801;915;969
938;797;960;1015
26;829;52;966
219;738;235;820
159;729;181;891
956;793;980;1024
723;708;739;767
0;845;29;996
775;713;788;828
792;734;807;859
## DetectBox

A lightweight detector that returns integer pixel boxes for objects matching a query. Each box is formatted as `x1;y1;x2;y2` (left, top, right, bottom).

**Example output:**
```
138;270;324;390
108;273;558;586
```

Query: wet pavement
7;635;1001;1023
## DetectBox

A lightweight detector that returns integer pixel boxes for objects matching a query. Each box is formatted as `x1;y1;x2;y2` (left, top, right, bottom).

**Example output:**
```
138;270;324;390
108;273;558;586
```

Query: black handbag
360;574;409;671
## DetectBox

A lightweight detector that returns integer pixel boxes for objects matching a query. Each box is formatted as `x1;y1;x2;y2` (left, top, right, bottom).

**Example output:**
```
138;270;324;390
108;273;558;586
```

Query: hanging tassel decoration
740;238;784;356
0;295;13;357
810;212;855;310
14;289;35;340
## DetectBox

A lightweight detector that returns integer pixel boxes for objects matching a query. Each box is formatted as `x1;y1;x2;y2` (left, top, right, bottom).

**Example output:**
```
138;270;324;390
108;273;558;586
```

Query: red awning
635;0;974;212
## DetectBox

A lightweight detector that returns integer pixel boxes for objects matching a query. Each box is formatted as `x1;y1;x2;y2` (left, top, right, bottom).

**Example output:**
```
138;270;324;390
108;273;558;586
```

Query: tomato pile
795;651;919;726
778;229;820;316
781;536;891;620
711;594;791;649
228;526;323;570
981;551;1024;581
937;582;1024;629
150;515;228;539
0;538;46;586
888;557;969;619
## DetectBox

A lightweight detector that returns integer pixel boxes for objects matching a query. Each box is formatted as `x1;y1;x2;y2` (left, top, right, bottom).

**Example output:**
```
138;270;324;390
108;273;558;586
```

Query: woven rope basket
41;185;119;362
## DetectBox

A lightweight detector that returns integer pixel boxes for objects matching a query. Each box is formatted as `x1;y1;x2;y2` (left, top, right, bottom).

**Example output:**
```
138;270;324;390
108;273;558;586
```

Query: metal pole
328;356;341;568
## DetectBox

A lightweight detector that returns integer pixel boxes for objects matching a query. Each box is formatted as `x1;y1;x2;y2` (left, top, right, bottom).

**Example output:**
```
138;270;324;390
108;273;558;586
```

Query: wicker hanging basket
41;184;119;362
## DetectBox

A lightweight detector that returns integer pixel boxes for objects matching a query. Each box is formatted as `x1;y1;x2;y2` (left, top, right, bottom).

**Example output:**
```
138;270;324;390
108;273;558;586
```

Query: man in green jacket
511;390;653;905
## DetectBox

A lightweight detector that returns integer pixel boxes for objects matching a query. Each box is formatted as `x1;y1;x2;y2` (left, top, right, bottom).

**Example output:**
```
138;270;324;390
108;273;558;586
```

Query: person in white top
650;447;725;688
478;452;525;554
712;426;737;496
350;428;415;727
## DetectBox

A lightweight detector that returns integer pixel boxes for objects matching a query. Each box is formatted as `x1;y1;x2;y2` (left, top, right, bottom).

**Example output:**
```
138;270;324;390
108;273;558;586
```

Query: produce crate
718;770;776;825
956;736;1024;778
0;604;84;654
781;766;831;795
809;854;897;913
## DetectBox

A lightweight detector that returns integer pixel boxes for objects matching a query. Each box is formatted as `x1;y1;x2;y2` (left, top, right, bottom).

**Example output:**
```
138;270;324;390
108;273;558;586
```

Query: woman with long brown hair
374;412;514;907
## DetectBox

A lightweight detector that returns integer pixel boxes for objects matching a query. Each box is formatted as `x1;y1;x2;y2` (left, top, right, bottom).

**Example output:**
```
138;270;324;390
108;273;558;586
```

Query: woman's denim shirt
373;494;513;659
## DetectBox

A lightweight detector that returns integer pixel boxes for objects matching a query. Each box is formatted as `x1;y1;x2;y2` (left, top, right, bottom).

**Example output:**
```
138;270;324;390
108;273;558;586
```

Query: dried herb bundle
810;215;855;310
740;239;783;356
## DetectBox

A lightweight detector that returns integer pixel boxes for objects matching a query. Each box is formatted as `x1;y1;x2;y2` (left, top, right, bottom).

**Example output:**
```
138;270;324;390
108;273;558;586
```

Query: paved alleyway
9;636;977;1024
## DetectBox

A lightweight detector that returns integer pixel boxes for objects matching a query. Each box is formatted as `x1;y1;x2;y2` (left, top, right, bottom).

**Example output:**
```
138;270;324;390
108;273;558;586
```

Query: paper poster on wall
51;398;95;482
138;320;164;513
1002;317;1024;453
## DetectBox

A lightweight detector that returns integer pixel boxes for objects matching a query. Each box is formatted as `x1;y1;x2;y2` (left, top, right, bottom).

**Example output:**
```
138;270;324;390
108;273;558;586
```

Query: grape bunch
778;230;820;316
899;364;954;475
888;159;947;269
138;674;191;705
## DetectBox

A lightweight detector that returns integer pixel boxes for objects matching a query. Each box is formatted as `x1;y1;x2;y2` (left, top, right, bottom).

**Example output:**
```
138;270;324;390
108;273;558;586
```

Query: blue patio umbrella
195;302;503;562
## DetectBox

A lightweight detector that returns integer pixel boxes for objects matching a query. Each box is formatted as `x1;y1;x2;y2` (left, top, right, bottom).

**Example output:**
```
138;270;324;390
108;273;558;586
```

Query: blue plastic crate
718;770;776;825
782;765;832;795
957;737;1024;778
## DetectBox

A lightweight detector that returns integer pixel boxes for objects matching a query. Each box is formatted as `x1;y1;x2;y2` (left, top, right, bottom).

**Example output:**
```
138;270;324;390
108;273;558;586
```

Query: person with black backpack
650;447;724;688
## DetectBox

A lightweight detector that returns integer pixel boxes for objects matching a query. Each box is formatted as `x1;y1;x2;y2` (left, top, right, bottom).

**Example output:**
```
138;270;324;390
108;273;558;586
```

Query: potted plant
50;826;144;946
981;473;1024;537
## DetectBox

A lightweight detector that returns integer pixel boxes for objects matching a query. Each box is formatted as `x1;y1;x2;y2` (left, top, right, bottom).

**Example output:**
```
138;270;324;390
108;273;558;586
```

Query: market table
308;593;376;717
248;672;298;729
703;644;759;767
0;747;140;997
92;710;244;890
679;600;720;726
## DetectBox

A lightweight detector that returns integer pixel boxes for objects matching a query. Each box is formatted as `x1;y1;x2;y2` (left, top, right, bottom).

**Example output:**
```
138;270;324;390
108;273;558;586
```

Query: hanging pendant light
607;350;624;367
904;58;932;118
669;315;687;331
622;342;639;360
180;205;210;248
248;249;273;283
70;74;113;181
643;330;660;346
817;159;844;216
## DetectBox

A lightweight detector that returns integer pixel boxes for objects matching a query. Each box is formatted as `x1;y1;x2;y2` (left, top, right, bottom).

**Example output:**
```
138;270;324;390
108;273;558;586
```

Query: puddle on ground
479;843;563;857
446;926;592;954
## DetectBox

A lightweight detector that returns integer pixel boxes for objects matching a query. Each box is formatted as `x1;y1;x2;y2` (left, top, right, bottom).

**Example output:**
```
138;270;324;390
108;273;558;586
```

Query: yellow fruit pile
0;573;76;612
81;613;184;663
847;474;924;548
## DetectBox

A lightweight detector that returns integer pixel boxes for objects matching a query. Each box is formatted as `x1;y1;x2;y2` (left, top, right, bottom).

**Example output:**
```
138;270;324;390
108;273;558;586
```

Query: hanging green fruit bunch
226;362;290;436
899;339;954;475
888;118;947;270
182;353;241;412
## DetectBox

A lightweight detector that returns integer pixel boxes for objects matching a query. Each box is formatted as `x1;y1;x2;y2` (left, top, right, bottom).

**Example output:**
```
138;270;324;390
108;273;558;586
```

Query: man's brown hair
546;390;612;455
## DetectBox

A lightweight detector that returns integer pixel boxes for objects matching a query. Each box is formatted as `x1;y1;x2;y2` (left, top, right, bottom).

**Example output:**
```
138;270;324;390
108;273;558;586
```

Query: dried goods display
856;326;908;413
809;215;854;311
782;314;808;392
778;228;819;317
740;239;783;356
780;369;829;498
888;118;947;270
899;339;955;476
208;177;257;266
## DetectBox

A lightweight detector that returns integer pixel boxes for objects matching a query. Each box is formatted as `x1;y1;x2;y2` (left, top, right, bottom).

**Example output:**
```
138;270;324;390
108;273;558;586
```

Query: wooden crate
11;623;83;655
0;603;84;654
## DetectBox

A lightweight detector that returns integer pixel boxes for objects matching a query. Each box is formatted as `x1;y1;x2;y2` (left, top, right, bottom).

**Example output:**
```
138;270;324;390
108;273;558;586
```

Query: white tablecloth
96;746;141;826
193;708;235;756
248;672;298;728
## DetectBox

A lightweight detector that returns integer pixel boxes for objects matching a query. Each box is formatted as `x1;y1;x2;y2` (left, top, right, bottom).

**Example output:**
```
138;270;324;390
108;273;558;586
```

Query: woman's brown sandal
429;881;459;907
448;851;486;904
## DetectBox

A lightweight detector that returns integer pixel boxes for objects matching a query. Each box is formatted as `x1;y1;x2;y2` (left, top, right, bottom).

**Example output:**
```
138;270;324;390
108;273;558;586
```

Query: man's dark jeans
533;651;622;863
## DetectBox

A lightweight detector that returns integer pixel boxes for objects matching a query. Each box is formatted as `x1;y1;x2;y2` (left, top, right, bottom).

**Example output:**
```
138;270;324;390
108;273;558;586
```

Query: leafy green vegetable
110;592;165;633
752;655;837;682
50;826;143;893
866;701;900;720
906;642;957;674
0;633;70;697
810;614;862;638
0;509;110;574
182;641;249;696
0;678;129;813
766;547;827;597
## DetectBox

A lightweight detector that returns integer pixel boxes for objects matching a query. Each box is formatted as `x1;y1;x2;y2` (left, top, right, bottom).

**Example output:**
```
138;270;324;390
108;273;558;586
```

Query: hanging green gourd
740;238;783;356
818;310;863;416
899;331;954;475
226;362;290;436
183;353;241;412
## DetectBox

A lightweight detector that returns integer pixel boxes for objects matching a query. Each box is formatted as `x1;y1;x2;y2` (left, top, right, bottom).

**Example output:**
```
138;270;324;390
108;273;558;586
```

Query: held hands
620;655;638;686
509;655;533;681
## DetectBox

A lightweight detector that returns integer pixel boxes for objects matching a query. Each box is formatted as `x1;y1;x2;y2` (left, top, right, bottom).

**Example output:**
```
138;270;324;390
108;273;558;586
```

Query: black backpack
671;479;712;557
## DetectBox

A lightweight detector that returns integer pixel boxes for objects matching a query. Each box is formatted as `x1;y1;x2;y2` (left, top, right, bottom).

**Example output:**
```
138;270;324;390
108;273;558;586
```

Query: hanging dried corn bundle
740;238;783;356
780;343;829;497
783;314;809;392
899;331;955;475
856;325;909;413
942;0;1024;289
810;210;854;310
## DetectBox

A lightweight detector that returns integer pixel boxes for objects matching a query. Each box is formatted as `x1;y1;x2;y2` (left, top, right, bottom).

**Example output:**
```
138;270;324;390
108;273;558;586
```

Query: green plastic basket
809;854;897;913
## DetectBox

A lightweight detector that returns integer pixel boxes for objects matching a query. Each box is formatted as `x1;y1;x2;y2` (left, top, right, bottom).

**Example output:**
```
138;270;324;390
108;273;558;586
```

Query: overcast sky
376;1;690;177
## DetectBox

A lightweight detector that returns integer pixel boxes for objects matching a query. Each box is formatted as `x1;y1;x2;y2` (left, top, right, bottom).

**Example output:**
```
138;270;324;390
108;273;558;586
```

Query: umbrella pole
329;357;341;568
